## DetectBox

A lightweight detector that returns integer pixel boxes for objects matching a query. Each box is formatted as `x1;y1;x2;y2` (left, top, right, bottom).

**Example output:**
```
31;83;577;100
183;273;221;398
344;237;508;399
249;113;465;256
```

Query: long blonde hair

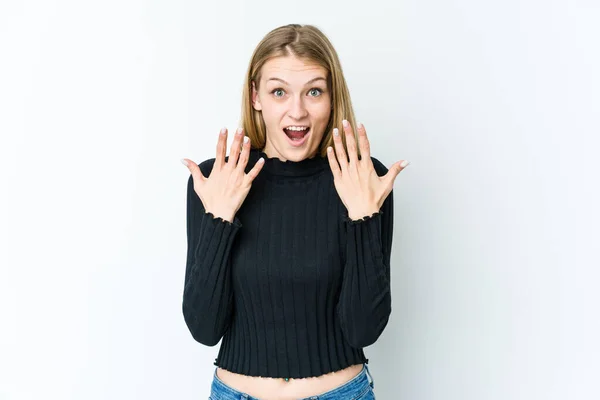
240;24;360;158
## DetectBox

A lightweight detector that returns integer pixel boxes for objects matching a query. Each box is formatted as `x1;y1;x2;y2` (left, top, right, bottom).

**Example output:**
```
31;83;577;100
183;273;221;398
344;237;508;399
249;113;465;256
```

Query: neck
250;148;328;178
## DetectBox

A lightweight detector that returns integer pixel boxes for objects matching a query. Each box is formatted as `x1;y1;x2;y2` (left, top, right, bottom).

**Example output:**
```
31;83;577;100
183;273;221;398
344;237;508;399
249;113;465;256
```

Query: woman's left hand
326;120;409;220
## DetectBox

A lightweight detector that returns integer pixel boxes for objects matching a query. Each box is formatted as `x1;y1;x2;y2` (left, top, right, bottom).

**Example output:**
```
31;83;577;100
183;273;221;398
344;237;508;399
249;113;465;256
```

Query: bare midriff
216;363;363;400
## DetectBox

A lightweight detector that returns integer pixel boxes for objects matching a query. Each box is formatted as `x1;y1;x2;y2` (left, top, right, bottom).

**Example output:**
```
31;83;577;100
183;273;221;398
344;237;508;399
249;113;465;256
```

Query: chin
279;149;307;161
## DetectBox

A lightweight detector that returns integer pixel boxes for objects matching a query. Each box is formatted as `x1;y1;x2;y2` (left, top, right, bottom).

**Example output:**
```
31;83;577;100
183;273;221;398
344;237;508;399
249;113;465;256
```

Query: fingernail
180;159;188;166
342;119;349;128
220;127;227;135
333;128;339;136
236;128;243;135
357;122;363;129
400;160;409;168
243;136;249;143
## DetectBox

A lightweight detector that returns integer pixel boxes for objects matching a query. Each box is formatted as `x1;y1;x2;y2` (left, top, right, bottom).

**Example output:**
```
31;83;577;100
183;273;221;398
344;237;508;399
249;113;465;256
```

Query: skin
252;54;332;162
181;55;409;399
327;121;409;219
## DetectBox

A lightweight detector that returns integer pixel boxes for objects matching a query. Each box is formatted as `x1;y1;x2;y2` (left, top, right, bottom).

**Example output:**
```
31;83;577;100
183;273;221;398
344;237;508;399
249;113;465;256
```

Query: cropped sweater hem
213;352;370;379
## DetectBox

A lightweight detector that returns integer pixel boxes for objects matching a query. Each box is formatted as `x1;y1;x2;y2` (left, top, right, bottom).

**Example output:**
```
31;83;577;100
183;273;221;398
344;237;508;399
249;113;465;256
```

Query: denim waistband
210;364;374;400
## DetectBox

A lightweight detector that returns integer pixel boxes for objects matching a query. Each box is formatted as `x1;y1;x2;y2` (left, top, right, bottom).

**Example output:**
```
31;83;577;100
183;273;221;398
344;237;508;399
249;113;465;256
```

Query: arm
336;157;394;348
182;159;241;346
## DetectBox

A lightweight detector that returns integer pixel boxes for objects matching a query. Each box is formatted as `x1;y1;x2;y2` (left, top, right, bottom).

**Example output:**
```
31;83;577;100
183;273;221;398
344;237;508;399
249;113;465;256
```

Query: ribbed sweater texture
182;148;394;379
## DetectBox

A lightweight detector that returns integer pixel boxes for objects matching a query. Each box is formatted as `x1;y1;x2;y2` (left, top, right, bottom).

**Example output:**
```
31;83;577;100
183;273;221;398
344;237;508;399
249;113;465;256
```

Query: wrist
347;205;380;221
204;209;235;223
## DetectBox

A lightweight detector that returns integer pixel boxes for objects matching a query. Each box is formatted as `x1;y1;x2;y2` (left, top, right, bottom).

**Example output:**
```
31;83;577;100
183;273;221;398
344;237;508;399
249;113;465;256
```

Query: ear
251;81;262;111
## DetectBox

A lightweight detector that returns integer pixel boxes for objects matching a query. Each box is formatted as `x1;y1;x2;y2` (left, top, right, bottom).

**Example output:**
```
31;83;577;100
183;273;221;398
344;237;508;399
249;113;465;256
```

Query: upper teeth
286;126;308;131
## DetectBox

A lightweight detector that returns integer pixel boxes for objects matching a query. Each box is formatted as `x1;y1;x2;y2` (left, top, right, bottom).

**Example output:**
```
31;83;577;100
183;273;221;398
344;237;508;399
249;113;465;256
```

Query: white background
1;0;599;399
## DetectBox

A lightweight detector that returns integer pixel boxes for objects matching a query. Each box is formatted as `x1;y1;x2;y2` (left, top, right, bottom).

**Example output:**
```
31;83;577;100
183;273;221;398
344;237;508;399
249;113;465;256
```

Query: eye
271;88;285;98
308;88;323;97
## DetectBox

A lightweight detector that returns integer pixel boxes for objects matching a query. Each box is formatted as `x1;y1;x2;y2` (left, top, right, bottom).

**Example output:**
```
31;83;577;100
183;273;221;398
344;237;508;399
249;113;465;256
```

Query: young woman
181;24;408;400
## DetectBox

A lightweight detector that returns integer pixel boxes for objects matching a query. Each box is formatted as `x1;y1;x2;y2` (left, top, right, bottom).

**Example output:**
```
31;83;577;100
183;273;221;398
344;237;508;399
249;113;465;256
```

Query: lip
284;128;310;147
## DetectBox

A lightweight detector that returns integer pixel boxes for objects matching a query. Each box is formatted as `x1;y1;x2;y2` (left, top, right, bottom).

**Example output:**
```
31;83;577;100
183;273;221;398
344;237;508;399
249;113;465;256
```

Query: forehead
261;55;327;84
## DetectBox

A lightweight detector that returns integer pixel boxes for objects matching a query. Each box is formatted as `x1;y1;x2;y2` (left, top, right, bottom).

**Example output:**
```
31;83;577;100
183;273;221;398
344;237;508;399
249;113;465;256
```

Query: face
252;55;331;161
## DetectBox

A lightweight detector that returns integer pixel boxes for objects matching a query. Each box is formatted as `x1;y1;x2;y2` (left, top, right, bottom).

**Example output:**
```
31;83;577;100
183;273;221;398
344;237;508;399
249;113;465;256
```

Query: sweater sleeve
336;157;394;348
182;159;242;346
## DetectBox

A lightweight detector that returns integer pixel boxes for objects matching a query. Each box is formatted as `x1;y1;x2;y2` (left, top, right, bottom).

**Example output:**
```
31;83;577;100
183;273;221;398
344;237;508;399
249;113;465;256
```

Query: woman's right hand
181;127;265;222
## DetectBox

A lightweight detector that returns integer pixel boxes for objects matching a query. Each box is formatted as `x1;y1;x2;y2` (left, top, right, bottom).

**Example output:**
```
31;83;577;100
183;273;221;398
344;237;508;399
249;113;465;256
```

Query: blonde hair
240;24;360;158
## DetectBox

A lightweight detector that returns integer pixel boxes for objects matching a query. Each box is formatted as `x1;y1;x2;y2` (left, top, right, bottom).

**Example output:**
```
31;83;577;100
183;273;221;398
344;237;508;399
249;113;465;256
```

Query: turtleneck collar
250;148;329;177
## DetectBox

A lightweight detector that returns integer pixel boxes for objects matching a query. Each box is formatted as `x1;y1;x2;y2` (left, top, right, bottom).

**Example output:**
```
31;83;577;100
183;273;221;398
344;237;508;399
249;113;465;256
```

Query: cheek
261;100;286;123
308;96;331;120
310;103;331;124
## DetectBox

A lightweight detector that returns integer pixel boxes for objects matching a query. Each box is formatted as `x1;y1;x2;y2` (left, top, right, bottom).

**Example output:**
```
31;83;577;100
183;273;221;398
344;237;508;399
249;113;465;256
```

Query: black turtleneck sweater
182;148;394;379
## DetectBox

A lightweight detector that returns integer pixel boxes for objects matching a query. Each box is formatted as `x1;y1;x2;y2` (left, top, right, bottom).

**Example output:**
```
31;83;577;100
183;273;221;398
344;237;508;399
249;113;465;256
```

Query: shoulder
195;155;230;176
369;156;389;177
197;157;217;176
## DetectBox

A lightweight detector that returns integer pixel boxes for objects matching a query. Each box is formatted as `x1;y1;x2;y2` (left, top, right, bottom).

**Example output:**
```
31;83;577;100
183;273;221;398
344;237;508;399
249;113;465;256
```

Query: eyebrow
266;77;327;86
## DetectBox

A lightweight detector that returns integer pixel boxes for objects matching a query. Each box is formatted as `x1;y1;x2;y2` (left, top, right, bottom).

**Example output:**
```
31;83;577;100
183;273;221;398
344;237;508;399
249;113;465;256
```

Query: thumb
385;160;407;185
181;158;206;185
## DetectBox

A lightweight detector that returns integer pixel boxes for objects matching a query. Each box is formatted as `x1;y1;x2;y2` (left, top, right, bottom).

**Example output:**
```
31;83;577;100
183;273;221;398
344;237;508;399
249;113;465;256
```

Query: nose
288;95;308;120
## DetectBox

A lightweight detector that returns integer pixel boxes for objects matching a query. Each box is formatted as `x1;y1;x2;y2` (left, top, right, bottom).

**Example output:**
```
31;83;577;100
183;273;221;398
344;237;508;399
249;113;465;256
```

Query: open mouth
283;126;310;141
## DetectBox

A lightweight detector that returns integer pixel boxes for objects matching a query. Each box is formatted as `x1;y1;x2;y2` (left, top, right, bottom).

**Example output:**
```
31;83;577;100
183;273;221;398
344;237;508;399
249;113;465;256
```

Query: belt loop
364;363;374;388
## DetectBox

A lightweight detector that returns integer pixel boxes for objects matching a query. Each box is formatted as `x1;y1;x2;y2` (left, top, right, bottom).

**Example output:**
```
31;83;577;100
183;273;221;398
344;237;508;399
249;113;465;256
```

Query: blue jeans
209;363;376;400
